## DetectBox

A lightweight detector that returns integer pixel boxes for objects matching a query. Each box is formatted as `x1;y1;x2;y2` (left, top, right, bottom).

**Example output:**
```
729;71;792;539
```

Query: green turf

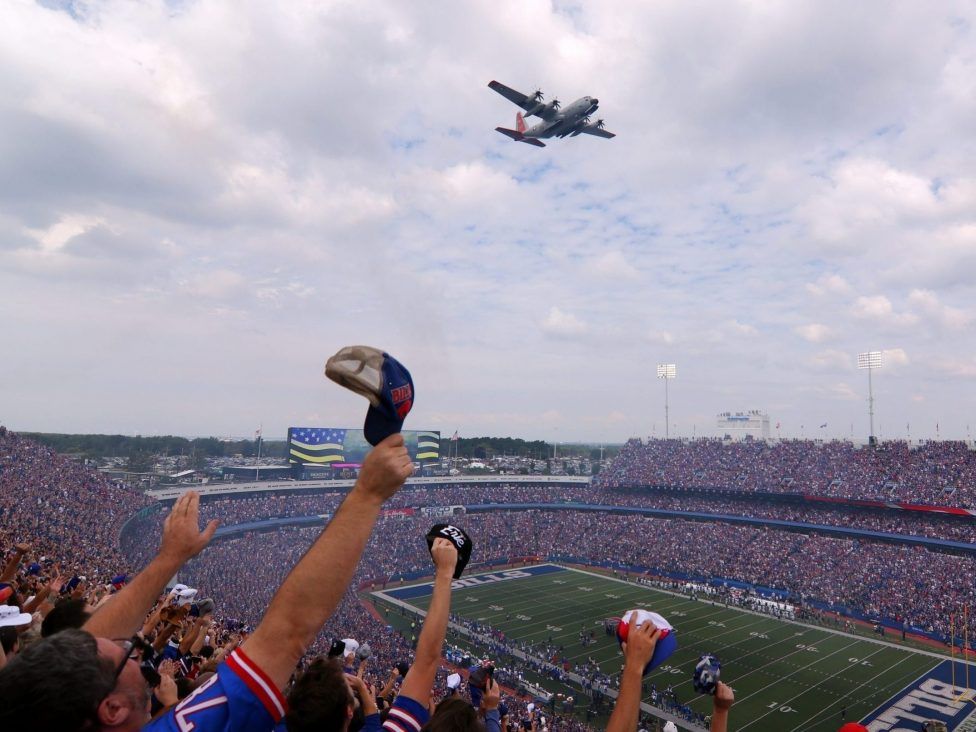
374;564;953;731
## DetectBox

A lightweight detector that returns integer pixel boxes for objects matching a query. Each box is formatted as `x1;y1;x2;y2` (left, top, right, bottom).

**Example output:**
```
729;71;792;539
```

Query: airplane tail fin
516;112;526;134
494;127;546;147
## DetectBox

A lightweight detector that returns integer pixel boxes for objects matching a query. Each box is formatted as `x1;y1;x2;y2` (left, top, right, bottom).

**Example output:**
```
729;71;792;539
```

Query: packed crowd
140;483;976;546
0;427;151;583
597;438;976;507
4;430;740;732
7;427;973;732
175;509;976;644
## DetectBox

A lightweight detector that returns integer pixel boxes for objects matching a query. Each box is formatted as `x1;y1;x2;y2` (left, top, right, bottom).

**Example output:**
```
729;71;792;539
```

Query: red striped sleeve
225;647;288;721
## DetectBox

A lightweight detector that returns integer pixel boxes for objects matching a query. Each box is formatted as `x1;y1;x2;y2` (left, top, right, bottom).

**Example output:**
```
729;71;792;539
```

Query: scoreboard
716;410;770;439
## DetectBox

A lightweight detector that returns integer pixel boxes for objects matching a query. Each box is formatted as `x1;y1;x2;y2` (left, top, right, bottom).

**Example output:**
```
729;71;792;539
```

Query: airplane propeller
595;118;605;129
550;97;561;110
531;89;545;102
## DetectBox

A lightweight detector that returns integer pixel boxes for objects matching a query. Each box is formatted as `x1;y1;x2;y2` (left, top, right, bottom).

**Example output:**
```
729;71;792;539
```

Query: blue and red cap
325;345;414;446
363;353;413;446
616;609;678;675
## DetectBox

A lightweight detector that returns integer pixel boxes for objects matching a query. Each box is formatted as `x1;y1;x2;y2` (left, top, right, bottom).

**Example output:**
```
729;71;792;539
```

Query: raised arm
0;542;30;583
83;491;217;638
242;433;413;690
709;682;735;732
397;538;457;704
606;616;660;732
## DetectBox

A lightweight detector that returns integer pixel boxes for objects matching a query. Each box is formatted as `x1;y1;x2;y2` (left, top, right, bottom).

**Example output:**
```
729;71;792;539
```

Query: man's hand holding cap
425;524;472;579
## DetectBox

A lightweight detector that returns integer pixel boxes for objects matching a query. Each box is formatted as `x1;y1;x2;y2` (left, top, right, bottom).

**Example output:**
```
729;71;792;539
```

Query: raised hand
159;491;218;564
430;538;458;576
621;614;662;672
714;681;734;711
156;660;179;707
355;433;414;504
483;678;500;710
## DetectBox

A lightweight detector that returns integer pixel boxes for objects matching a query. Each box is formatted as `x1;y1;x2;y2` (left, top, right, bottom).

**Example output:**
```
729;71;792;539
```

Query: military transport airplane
488;80;615;148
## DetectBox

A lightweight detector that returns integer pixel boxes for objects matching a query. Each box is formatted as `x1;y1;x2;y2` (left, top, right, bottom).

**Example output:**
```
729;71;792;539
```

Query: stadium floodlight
657;364;677;439
857;351;883;445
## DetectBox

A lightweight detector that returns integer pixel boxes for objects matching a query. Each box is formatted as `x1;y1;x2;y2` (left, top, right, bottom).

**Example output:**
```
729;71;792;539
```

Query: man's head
41;597;91;637
0;629;152;731
424;697;483;732
285;657;355;732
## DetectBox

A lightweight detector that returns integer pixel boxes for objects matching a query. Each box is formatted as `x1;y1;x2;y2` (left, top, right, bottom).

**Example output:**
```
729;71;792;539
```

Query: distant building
221;465;294;481
716;410;771;440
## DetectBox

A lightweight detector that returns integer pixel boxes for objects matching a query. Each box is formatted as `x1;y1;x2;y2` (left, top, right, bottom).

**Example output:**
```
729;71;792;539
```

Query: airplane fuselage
524;96;599;139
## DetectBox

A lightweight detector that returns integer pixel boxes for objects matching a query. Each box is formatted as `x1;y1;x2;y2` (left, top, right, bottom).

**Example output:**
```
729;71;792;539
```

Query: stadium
4;425;976;731
3;2;975;732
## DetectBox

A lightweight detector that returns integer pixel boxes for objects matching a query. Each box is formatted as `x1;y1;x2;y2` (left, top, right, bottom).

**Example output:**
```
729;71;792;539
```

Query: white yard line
788;652;919;732
735;644;890;731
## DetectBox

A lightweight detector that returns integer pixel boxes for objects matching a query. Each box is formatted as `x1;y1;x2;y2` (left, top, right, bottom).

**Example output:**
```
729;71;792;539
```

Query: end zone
374;563;567;602
861;660;976;731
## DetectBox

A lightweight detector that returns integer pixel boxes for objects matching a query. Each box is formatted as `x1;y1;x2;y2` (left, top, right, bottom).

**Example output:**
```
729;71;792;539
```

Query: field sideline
373;564;976;731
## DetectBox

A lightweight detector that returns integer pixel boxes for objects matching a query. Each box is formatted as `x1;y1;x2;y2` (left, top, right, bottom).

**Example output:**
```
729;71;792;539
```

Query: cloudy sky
1;0;974;443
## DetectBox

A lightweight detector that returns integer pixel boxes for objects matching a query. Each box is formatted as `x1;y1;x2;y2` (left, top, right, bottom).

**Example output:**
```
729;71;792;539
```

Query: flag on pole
451;431;459;441
819;423;827;429
255;427;262;439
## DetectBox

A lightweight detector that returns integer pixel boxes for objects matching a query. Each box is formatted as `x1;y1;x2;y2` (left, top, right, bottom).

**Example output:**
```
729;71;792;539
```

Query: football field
373;564;976;731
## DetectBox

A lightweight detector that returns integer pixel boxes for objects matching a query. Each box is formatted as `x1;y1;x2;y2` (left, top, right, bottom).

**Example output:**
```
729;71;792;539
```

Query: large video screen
287;427;440;467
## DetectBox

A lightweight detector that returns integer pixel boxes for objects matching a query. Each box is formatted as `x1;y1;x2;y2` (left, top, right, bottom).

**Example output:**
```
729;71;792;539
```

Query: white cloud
907;289;972;329
179;269;247;300
882;347;909;367
541;306;588;337
590;250;640;280
0;0;973;440
647;330;675;345
811;349;851;371
851;295;918;327
806;274;851;297
25;214;107;252
727;320;758;337
795;323;832;343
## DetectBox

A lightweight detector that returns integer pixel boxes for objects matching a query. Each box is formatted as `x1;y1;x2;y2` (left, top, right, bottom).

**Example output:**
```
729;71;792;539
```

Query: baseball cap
0;583;14;603
0;604;33;628
447;673;461;690
616;609;678;675
426;524;473;579
341;638;360;656
175;587;198;606
325;345;414;446
693;654;721;694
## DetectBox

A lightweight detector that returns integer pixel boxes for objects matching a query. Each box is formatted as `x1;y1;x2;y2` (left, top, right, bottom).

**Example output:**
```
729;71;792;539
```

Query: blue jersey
145;648;287;732
382;695;429;732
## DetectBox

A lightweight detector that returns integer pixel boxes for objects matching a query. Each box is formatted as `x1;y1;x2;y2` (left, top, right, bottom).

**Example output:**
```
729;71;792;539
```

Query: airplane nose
591;98;599;105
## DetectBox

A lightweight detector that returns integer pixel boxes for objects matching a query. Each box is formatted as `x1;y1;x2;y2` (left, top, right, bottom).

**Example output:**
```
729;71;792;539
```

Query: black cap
425;524;473;580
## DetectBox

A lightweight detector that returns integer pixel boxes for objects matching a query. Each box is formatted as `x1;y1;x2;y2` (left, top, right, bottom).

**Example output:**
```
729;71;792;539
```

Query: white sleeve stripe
383;719;410;732
388;707;423;731
230;650;287;717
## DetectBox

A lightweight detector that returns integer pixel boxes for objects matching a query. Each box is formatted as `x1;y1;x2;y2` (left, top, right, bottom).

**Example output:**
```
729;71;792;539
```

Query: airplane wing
488;80;556;120
488;81;534;110
578;125;616;139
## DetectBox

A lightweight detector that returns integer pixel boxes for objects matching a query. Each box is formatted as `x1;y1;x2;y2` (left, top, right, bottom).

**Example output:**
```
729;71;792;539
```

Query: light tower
857;351;883;446
657;363;677;439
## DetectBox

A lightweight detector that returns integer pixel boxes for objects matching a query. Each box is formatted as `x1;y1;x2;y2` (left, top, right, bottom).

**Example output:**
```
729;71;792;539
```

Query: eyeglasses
112;636;162;689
